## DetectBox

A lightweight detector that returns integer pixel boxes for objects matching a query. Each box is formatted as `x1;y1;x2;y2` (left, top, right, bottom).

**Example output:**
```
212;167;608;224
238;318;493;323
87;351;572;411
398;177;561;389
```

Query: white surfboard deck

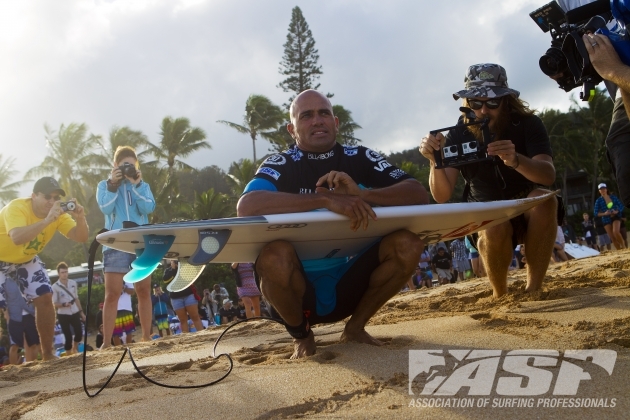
564;243;600;259
97;192;556;266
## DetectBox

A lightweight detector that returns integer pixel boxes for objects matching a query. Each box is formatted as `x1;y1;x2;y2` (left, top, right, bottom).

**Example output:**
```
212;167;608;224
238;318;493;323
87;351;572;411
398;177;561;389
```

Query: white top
556;226;565;245
52;279;80;315
118;282;133;312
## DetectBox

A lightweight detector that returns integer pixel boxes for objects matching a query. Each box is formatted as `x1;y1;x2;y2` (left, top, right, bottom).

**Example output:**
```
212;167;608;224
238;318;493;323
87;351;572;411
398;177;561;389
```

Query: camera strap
55;282;77;305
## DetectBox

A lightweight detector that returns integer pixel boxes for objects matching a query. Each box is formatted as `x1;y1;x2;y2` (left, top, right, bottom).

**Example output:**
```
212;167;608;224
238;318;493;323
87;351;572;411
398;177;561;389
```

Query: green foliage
78;284;104;330
179;166;232;202
25;123;109;208
218;94;285;163
193;188;234;219
278;6;325;107
333;105;362;146
0;154;27;207
227;159;257;197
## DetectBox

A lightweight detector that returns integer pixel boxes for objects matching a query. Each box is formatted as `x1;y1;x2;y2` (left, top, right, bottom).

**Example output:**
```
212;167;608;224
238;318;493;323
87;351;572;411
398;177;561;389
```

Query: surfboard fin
166;261;206;292
122;235;175;283
188;229;231;265
131;235;175;269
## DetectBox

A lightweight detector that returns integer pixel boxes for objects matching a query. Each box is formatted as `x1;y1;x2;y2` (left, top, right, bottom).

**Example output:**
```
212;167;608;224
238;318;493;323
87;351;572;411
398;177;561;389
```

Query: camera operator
97;146;156;349
582;32;630;208
419;63;558;298
0;176;88;361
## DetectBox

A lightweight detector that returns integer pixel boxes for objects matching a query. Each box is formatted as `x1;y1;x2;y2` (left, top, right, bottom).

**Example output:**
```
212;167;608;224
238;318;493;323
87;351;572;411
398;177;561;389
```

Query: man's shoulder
3;198;32;213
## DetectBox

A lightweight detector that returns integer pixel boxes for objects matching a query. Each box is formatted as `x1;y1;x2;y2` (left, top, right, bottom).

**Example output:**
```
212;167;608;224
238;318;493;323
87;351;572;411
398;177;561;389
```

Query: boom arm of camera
431;107;495;169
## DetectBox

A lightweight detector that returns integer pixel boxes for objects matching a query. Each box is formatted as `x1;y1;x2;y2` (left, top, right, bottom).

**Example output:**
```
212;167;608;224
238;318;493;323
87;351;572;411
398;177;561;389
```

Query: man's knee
480;222;512;245
256;241;299;279
381;230;423;264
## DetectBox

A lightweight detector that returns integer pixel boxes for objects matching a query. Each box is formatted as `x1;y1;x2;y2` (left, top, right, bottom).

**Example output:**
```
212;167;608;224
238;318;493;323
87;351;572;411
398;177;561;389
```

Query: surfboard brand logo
287;148;303;161
374;160;392;172
365;149;384;162
257;167;281;180
408;349;617;397
308;150;334;160
344;146;358;156
264;154;286;165
389;169;406;179
267;223;308;230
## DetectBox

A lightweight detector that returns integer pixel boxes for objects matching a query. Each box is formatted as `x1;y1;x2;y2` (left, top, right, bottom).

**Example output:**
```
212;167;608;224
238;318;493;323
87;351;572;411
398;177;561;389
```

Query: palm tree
333;105;362;146
0;154;27;206
193;188;233;219
217;95;285;162
226;159;257;197
146;116;211;212
97;126;158;163
25;123;107;206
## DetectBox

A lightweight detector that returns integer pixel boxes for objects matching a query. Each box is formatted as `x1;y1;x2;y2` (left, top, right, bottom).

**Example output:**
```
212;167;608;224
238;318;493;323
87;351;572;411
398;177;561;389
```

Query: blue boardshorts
254;241;382;326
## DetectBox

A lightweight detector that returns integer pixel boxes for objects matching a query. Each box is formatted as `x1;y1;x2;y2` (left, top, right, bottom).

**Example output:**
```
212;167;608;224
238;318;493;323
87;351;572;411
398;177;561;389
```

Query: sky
1;0;586;197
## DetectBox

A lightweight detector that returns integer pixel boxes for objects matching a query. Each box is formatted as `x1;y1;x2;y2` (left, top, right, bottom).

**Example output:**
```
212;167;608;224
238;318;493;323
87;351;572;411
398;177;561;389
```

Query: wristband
508;153;520;170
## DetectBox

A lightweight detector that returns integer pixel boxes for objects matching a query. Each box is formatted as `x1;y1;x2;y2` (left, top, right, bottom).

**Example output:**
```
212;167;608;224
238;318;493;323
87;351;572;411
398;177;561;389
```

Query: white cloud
1;0;582;198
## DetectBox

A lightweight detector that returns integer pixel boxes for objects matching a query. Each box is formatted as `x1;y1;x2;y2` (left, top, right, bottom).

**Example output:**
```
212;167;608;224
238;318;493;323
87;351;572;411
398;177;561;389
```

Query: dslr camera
59;201;76;212
431;107;495;169
530;0;630;101
118;162;139;180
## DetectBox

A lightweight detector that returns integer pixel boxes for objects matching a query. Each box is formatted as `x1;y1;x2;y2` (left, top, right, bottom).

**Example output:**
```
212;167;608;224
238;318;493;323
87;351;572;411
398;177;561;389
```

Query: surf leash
82;233;285;397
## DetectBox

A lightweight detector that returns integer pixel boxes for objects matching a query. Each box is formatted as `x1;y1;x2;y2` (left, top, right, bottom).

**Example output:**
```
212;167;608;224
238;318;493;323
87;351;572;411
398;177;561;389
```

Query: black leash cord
82;233;285;397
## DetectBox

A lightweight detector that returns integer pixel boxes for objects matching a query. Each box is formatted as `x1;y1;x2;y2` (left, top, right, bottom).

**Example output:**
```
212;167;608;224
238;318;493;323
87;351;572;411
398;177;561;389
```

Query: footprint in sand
4;390;40;404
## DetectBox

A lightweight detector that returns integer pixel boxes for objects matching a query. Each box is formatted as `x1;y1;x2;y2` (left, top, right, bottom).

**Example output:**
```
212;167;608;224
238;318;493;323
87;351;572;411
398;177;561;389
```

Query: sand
2;249;630;420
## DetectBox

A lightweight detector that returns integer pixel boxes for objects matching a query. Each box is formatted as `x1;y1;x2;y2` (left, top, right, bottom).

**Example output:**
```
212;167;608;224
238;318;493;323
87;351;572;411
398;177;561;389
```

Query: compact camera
431;107;495;169
119;162;139;180
60;201;76;212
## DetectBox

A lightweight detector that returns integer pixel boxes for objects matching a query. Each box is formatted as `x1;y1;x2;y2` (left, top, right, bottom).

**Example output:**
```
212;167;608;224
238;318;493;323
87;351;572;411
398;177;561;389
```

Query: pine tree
278;6;324;107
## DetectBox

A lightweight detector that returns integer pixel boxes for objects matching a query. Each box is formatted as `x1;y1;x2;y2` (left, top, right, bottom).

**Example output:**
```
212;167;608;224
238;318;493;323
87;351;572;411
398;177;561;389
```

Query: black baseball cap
33;177;66;196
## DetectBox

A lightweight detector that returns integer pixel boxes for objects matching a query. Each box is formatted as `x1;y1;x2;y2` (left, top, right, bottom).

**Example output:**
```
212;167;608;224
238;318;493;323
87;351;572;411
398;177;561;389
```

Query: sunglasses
42;193;62;201
468;98;502;110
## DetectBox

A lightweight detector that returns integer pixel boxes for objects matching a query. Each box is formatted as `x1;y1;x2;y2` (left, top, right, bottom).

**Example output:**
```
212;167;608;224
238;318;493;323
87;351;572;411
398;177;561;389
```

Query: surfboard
96;191;556;288
564;243;600;259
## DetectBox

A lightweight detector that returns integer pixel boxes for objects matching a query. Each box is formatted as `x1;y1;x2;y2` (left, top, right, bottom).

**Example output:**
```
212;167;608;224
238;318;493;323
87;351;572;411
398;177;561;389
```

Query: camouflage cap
453;63;520;100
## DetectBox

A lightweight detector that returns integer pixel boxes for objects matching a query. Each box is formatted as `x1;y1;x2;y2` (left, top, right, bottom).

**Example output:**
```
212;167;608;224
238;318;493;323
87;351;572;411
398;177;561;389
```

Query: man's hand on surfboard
315;188;377;231
315;171;361;196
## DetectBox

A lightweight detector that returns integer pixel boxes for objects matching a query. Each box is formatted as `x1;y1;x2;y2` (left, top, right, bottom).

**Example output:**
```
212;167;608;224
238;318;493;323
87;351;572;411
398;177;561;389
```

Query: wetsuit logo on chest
308;150;334;160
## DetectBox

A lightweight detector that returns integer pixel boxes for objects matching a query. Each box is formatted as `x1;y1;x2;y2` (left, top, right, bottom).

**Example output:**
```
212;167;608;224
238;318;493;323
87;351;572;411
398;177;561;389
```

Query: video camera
531;0;630;101
431;107;496;169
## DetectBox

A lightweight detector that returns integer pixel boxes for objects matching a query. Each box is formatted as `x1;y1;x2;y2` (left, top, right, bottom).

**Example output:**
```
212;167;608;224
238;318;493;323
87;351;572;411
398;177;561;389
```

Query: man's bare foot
290;331;316;359
42;353;59;361
339;327;383;346
99;344;112;351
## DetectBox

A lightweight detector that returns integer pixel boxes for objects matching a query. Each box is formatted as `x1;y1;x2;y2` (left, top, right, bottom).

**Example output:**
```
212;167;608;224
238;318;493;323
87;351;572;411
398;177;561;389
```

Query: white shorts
435;268;452;280
0;256;52;309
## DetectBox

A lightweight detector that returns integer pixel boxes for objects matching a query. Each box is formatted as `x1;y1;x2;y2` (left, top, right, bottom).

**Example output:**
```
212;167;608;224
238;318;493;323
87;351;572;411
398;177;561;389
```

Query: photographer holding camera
0;176;88;361
419;63;558;298
97;146;156;348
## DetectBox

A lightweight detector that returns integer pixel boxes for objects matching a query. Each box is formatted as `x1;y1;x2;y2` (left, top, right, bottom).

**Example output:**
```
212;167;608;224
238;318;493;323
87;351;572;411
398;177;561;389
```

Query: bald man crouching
237;90;428;358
